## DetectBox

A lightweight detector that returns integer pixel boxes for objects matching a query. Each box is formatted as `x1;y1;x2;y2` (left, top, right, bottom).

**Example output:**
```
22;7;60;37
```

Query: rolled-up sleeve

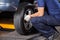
37;0;45;7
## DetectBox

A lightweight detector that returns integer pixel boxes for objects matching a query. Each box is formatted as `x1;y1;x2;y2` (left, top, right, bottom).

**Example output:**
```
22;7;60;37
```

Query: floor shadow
27;34;43;40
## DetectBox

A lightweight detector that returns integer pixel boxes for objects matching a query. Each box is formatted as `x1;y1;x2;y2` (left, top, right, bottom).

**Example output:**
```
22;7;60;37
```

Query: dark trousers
30;13;60;38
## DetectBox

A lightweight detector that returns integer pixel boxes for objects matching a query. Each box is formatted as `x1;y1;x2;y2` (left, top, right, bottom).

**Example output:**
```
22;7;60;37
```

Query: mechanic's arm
24;0;45;21
30;0;45;17
30;7;44;17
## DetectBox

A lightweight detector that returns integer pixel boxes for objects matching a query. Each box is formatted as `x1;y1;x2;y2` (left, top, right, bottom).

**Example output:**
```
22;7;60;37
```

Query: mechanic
24;0;60;40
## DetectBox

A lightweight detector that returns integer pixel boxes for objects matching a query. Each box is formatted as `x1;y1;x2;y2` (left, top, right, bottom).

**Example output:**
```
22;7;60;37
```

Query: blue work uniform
30;0;60;38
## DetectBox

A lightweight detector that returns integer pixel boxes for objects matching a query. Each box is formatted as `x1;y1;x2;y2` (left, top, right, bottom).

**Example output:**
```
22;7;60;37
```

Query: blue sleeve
37;0;45;7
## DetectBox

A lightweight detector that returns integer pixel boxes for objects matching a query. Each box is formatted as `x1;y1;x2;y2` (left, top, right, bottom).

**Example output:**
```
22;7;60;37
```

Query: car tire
14;2;34;35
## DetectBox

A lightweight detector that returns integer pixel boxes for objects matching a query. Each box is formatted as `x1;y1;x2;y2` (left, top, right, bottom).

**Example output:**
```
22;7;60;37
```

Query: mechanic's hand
24;15;31;22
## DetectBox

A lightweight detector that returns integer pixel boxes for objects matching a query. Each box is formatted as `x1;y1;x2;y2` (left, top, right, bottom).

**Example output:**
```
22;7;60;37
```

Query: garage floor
0;27;60;40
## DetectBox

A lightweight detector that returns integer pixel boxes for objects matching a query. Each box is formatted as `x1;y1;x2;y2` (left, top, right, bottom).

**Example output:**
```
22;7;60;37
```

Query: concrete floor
0;27;60;40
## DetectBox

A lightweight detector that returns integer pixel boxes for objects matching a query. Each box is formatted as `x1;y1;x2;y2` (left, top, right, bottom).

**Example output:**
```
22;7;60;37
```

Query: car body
0;0;19;11
0;0;20;30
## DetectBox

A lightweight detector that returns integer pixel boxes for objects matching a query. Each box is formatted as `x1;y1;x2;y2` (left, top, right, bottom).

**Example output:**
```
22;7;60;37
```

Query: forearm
31;7;44;17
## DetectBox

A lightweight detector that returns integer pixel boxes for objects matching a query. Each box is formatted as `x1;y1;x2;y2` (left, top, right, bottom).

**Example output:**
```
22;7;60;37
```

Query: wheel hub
24;9;33;30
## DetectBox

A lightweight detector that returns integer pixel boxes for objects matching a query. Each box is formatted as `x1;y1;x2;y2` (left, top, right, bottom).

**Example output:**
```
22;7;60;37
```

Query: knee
30;17;37;24
30;17;47;24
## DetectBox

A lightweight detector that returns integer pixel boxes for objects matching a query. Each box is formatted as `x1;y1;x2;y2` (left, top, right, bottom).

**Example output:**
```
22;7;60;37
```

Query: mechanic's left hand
24;15;31;22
